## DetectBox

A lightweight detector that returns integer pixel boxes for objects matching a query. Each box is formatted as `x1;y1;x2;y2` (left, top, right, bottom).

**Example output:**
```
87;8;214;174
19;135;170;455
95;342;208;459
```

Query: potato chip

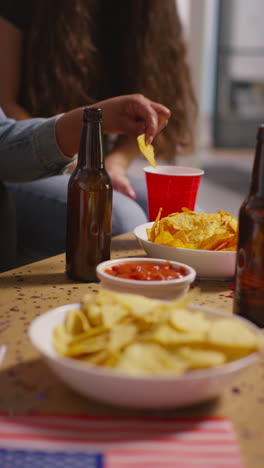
65;308;90;335
53;288;262;377
109;323;137;352
169;309;210;334
116;343;188;375
207;319;259;351
145;324;204;347
53;325;72;354
100;304;129;328
65;332;108;357
137;134;156;168
79;349;111;365
177;346;226;368
147;208;238;251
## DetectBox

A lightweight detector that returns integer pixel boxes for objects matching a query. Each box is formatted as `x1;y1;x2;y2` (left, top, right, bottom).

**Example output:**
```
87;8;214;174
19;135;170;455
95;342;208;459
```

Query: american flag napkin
0;413;246;468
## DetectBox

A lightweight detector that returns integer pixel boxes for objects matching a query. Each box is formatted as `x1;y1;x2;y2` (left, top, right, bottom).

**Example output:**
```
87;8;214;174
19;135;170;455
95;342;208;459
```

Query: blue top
0;108;72;182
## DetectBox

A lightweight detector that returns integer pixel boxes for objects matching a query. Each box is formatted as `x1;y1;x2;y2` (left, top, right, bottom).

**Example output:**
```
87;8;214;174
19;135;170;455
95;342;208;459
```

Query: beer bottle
66;107;112;282
234;124;264;327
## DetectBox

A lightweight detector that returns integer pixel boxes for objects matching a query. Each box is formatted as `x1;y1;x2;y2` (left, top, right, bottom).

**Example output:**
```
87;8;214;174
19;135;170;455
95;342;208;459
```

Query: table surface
0;232;264;468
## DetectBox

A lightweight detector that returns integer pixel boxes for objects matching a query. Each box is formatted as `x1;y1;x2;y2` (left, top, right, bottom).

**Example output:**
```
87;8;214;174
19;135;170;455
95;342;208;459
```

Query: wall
177;0;219;147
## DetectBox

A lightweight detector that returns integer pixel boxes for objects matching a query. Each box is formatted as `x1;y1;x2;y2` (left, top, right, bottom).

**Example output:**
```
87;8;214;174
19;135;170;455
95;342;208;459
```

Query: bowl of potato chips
29;289;263;409
134;208;238;279
96;257;196;300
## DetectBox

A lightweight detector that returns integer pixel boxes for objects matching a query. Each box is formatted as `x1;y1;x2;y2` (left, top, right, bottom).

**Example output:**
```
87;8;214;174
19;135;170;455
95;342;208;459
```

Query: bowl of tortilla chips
29;288;263;409
134;208;238;279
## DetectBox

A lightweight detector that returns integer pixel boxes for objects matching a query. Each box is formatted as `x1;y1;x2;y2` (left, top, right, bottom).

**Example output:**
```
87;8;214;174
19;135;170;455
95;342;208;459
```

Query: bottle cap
83;107;103;122
257;124;264;141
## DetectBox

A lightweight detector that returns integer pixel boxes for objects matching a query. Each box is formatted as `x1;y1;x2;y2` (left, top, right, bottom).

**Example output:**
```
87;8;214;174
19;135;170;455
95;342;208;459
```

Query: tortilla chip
137;134;156;167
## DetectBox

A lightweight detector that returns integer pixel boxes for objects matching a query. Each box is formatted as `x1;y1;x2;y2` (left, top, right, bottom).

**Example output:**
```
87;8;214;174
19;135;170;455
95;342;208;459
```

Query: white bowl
134;222;237;279
96;257;196;300
29;304;261;409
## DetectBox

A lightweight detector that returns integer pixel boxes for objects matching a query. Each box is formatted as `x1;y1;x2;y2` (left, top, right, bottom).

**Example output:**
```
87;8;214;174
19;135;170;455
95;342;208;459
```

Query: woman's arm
0;94;170;182
0;17;31;119
0;110;72;182
55;94;170;156
56;94;170;198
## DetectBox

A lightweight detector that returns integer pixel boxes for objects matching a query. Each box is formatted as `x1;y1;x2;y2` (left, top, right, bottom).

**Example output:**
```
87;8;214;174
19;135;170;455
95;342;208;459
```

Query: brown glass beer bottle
66;107;112;282
234;124;264;327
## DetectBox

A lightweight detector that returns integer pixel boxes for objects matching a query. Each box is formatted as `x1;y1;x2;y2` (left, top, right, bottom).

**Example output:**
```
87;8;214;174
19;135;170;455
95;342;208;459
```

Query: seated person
0;0;196;266
0;94;170;271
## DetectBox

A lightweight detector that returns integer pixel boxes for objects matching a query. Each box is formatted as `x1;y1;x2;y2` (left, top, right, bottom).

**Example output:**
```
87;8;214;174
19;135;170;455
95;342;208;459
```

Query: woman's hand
105;157;136;199
97;94;171;144
105;135;140;199
55;94;170;157
109;170;136;199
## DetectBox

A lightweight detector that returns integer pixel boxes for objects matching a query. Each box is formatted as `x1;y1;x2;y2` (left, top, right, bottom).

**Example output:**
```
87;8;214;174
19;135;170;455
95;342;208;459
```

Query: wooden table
0;232;264;468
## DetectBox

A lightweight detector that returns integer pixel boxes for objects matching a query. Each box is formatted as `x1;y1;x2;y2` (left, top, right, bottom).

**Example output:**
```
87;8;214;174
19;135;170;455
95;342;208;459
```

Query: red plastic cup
144;165;204;221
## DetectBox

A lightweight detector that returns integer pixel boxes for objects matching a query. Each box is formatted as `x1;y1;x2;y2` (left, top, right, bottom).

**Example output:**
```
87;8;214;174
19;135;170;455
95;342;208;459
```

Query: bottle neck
249;139;264;197
77;120;104;170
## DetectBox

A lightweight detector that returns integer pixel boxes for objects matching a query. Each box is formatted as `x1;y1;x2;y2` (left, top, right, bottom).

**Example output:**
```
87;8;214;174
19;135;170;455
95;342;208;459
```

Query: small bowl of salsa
96;257;196;300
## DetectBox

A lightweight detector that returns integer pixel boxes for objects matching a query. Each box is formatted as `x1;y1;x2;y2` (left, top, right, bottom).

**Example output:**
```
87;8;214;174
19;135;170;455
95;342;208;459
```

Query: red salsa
104;261;187;281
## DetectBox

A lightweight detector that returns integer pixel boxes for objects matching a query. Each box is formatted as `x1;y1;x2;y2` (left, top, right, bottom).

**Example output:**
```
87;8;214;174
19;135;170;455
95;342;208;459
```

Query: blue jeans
7;174;148;261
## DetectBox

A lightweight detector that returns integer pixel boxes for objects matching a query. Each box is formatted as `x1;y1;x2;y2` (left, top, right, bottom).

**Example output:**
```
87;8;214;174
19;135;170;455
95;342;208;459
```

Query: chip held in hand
137;133;156;168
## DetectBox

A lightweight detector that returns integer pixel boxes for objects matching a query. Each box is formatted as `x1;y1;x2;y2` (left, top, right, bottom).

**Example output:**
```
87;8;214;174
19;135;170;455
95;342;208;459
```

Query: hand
105;156;136;199
110;171;136;199
56;94;170;157
97;94;171;144
62;158;77;174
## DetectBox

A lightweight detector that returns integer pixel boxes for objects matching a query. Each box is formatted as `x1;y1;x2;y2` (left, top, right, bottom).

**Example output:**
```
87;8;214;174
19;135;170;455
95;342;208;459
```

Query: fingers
144;108;158;145
151;101;171;120
120;184;137;199
143;100;170;144
110;173;136;200
150;102;171;132
157;118;169;133
95;94;170;141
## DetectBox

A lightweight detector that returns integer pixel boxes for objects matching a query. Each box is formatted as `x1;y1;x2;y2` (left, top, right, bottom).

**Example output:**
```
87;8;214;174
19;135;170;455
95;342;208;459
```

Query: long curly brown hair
21;0;197;159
